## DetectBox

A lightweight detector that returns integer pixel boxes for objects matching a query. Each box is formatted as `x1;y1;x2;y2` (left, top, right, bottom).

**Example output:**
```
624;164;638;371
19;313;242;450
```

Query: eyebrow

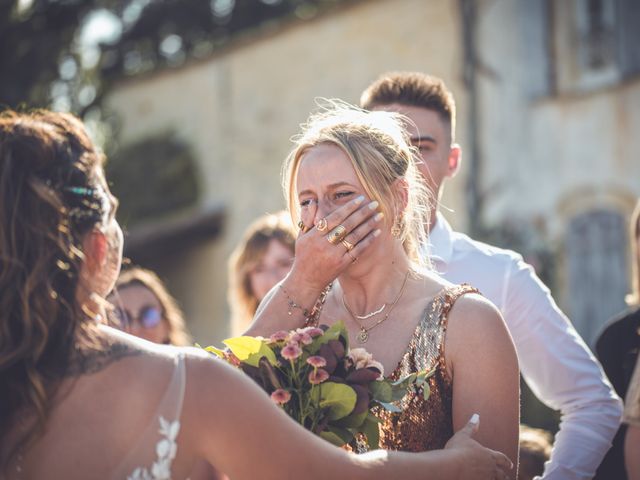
298;181;356;197
410;135;437;144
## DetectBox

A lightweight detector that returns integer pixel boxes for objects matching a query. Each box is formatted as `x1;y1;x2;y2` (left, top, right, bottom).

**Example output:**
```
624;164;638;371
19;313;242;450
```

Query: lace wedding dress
111;353;186;480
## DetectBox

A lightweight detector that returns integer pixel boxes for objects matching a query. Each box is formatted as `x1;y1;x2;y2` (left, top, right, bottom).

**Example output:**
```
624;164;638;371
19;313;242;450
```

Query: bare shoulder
445;292;514;354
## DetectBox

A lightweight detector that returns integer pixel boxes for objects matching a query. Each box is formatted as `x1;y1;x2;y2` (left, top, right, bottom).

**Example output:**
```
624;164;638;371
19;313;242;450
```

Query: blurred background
3;0;640;431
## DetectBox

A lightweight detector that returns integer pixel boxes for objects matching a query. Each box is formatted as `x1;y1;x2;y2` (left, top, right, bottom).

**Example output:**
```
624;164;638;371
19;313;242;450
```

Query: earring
391;217;402;238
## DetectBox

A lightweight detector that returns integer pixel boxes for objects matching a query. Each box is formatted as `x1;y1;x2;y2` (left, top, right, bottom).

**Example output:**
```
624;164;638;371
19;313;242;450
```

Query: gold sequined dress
376;284;478;452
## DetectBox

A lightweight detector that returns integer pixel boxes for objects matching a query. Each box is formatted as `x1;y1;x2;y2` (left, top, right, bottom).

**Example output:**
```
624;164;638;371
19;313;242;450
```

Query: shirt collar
427;211;454;266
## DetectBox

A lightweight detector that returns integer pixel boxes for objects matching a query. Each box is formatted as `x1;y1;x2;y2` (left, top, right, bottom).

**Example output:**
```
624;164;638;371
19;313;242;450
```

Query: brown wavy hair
0;110;108;470
228;211;295;334
112;266;191;346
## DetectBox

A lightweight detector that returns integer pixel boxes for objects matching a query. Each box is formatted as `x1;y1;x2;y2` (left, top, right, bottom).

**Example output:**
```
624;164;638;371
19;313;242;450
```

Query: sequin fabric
376;284;479;452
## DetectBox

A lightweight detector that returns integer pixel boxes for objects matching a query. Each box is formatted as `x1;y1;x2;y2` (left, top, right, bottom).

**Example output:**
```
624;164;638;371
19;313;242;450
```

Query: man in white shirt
360;72;622;479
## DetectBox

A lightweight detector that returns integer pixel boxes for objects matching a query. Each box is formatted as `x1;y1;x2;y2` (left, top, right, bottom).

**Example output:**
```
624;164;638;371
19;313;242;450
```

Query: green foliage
105;133;200;225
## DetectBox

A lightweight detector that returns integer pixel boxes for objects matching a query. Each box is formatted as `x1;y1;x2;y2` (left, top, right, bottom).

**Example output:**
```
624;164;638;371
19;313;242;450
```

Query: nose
314;200;333;226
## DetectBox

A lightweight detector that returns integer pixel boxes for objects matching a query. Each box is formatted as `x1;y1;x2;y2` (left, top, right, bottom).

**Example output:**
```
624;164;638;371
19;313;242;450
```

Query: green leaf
422;381;431;401
319;426;354;447
308;321;346;353
223;336;277;367
369;381;393;403
310;381;357;421
203;345;226;358
334;409;368;429
361;414;381;449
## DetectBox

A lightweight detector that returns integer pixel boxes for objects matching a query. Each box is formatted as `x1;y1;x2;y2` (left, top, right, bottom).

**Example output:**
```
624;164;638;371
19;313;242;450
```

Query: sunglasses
113;305;163;329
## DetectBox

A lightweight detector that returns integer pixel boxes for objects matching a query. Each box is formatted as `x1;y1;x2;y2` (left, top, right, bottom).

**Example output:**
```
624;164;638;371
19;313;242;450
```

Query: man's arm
503;257;622;480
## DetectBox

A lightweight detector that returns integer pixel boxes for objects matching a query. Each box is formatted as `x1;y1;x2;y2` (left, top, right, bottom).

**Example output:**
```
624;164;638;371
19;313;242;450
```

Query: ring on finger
327;225;347;245
341;239;354;251
316;217;328;232
297;220;307;232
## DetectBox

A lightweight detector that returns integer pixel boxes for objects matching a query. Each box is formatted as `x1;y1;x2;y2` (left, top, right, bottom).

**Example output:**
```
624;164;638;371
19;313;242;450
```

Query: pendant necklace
342;270;411;343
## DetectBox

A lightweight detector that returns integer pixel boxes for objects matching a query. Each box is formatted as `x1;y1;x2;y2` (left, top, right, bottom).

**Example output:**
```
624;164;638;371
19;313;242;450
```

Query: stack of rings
325;221;357;263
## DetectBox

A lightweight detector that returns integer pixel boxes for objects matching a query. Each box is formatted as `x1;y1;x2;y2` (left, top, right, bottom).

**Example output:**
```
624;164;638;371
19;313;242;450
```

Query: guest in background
108;266;191;345
595;199;640;479
518;425;553;480
228;211;295;334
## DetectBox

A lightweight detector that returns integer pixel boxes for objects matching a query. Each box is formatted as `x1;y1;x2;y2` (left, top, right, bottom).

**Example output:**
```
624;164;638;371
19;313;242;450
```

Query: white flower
348;348;385;376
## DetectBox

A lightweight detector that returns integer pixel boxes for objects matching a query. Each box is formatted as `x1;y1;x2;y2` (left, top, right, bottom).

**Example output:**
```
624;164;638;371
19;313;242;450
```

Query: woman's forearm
346;449;459;480
245;270;324;336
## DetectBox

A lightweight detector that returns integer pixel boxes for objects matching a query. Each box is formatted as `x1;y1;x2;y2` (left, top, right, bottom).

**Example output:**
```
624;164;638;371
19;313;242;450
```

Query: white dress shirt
428;212;622;479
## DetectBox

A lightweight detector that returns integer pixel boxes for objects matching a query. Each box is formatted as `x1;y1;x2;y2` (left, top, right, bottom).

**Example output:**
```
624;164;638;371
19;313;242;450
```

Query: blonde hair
228;212;296;334
114;267;191;346
283;101;431;268
627;199;640;306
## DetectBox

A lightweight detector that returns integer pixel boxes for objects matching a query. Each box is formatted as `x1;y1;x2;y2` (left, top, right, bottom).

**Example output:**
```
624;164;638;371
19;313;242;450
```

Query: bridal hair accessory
316;217;328;232
327;224;347;244
343;269;411;343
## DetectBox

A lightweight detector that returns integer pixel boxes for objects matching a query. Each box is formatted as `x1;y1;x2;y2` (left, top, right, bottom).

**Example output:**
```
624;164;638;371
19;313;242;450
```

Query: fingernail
374;212;384;221
368;200;379;210
373;229;382;237
469;413;479;425
355;195;365;204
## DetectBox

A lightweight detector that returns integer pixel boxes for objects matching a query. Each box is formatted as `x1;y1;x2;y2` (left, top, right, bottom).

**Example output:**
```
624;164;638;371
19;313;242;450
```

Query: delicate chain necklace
342;270;411;344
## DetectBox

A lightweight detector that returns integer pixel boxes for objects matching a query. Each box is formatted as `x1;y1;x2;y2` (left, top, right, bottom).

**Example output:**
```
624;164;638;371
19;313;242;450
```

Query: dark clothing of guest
594;306;640;480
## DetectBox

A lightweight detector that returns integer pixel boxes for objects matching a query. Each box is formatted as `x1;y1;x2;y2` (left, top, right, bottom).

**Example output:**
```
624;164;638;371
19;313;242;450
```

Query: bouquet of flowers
205;322;432;448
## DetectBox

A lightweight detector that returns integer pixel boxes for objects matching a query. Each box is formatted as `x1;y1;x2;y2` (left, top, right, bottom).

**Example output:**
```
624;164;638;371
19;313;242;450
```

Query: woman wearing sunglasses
108;267;191;345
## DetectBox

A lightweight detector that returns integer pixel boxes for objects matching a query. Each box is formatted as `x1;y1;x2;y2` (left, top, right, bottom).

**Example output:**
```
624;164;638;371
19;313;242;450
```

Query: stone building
106;0;640;347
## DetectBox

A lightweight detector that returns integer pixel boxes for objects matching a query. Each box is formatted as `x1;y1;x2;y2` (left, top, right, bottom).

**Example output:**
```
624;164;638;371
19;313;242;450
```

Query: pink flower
291;331;313;346
309;368;329;385
269;330;289;343
271;389;291;405
281;343;303;360
306;356;327;368
303;327;324;338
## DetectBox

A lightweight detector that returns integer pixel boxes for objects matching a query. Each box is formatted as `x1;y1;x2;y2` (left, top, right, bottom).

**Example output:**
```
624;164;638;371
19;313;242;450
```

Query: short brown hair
360;72;456;141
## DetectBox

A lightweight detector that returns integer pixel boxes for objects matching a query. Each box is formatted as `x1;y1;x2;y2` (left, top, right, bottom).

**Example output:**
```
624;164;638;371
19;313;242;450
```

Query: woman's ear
82;229;108;274
392;178;410;215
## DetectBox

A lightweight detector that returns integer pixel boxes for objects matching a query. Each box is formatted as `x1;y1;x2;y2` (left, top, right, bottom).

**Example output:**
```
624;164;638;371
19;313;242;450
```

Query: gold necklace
342;270;411;344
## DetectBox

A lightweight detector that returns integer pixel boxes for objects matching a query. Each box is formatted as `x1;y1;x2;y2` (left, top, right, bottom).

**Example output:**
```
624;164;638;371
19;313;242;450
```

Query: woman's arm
445;293;520;478
183;352;512;480
245;196;382;337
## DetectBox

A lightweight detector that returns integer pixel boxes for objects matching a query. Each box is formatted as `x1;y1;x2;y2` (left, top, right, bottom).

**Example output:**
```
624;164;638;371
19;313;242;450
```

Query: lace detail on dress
112;351;186;480
127;417;181;480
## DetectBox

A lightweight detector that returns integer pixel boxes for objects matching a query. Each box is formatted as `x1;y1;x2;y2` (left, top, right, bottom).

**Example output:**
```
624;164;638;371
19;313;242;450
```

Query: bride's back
10;332;197;479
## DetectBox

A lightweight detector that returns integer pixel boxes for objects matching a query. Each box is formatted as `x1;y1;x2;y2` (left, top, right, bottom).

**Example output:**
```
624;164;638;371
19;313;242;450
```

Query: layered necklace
342;270;411;344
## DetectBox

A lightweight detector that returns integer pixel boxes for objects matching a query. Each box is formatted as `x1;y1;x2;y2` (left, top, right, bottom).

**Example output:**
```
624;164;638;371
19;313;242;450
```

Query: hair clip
64;186;95;196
